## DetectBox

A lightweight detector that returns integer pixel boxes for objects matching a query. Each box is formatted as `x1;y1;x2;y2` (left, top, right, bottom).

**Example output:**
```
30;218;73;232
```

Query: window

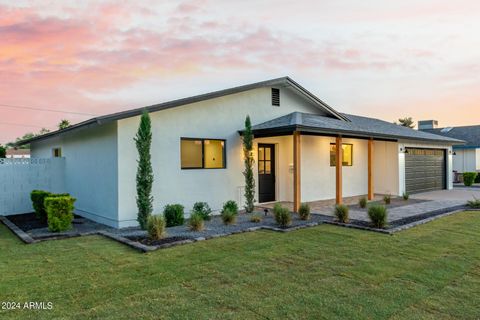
52;148;62;158
180;138;225;169
258;145;272;174
330;143;353;166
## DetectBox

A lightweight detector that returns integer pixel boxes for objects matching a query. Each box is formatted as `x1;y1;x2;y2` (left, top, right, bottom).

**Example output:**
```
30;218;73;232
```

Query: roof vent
441;127;453;133
271;88;280;106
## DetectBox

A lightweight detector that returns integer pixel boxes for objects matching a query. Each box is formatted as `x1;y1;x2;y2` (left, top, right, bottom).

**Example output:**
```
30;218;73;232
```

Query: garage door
405;148;446;193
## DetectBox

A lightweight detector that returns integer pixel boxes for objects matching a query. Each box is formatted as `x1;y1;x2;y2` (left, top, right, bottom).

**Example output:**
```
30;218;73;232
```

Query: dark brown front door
258;144;275;202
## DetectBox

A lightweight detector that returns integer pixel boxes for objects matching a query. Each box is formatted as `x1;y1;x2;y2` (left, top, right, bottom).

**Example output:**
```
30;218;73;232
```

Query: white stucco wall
373;141;399;196
31;123;119;227
117;87;323;227
452;149;478;173
300;136;369;201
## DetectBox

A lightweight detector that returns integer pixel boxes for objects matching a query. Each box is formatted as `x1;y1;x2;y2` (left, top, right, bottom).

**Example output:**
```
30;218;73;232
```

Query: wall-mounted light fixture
453;151;457;155
404;149;409;154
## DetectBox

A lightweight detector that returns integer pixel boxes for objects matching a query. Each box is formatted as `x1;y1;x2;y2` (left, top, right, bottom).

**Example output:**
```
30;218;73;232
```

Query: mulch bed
348;198;427;210
125;235;193;246
6;212;83;232
317;204;467;232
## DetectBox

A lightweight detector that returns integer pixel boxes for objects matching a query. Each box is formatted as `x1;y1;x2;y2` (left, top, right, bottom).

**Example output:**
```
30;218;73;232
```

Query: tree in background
242;115;255;213
39;128;50;135
395;117;415;128
0;145;6;158
134;110;154;229
58;119;70;130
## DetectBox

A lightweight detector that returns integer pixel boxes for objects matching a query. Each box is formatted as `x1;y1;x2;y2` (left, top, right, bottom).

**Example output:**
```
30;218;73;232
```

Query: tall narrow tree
243;115;255;213
134;110;154;229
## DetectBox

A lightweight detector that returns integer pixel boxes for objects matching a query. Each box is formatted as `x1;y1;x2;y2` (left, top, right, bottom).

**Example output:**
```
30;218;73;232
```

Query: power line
0;103;97;116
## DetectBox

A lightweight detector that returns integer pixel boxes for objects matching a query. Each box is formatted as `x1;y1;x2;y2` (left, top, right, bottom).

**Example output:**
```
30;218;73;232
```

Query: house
419;120;480;175
18;77;462;228
5;148;30;158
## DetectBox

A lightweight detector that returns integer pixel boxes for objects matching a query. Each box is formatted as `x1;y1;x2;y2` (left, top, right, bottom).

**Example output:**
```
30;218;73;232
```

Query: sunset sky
1;0;479;144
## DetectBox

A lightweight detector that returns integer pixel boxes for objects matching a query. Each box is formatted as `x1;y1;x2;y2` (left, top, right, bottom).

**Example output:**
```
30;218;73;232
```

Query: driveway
411;188;480;201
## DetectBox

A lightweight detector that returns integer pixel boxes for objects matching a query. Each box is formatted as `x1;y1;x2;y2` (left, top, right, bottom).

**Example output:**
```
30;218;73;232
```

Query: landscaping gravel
113;212;326;239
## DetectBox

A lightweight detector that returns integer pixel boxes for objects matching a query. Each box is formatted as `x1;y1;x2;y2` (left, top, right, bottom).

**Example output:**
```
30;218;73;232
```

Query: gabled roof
248;112;464;144
421;125;480;148
16;76;348;145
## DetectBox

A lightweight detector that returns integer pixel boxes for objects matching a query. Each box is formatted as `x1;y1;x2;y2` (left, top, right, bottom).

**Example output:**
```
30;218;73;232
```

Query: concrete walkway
411;188;480;201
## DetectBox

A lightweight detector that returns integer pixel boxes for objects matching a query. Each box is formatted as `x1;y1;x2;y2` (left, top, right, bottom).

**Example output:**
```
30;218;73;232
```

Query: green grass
1;212;480;319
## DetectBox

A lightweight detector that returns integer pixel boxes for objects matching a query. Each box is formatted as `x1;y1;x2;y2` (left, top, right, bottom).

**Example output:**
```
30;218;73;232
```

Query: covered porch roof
244;112;464;144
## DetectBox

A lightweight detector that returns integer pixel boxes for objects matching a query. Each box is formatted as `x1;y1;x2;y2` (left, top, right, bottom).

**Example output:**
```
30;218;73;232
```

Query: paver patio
262;189;475;223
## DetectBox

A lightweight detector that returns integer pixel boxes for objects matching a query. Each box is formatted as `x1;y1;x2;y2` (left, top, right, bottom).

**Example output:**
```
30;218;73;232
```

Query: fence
0;158;65;215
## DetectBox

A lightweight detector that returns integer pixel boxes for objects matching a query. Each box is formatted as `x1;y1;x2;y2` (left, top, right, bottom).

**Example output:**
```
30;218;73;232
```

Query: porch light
404;149;409;154
453;151;456;155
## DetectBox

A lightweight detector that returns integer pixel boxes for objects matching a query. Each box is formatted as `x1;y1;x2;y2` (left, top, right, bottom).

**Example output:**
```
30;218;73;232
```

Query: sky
1;0;479;144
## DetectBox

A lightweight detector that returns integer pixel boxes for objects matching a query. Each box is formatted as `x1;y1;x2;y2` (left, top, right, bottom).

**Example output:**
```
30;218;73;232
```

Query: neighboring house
17;77;462;228
6;148;30;158
419;120;480;173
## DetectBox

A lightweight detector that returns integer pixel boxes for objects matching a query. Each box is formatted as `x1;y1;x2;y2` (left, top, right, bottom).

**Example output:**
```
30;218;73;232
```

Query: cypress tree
243;115;255;213
135;110;154;229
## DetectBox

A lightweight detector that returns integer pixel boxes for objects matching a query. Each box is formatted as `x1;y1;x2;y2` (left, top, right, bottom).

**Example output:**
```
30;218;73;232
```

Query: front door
258;144;275;202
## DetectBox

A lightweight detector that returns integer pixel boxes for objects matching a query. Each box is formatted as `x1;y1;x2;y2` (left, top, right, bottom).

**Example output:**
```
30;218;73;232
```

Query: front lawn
1;211;479;319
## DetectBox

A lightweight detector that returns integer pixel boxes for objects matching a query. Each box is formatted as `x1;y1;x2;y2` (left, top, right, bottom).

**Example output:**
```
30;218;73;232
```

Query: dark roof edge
16;76;346;146
244;125;465;144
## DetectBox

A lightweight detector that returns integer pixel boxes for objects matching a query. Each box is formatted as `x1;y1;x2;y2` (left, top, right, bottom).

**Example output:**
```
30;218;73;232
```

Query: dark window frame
329;143;353;167
52;147;62;158
180;137;226;170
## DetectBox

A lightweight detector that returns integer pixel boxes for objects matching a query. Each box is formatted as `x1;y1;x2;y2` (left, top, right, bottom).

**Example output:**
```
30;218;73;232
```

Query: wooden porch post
368;138;374;200
336;136;343;205
293;131;301;212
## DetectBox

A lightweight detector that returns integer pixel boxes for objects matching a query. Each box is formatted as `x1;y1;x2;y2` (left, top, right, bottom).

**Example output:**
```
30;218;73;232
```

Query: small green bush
189;212;205;231
383;194;391;205
463;172;478;187
44;196;76;232
192;202;212;221
273;204;291;227
221;209;237;225
368;205;387;228
31;190;51;220
402;192;409;200
298;203;311;220
358;197;367;209
147;214;166;240
467;197;480;209
334;204;349;223
249;214;262;223
164;204;184;227
222;200;238;214
475;173;480;184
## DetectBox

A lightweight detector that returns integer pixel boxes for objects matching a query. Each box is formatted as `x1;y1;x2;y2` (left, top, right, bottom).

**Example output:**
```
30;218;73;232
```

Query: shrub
192;202;212;221
44;196;76;232
383;194;391;205
135;110;154;230
298;203;311;220
221;209;237;225
475;173;480;184
31;190;51;220
249;214;262;223
222;200;238;214
467;197;480;209
334;204;349;223
31;190;69;220
189;212;205;231
273;204;291;227
402;192;409;200
147;214;166;240
463;172;478;187
358;197;367;209
164;204;184;227
368;205;387;228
